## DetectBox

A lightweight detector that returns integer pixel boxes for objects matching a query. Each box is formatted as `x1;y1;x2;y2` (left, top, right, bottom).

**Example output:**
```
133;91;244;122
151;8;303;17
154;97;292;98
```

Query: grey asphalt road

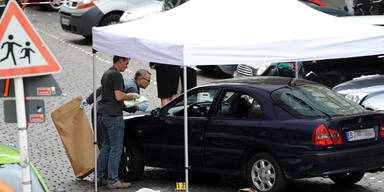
0;2;384;192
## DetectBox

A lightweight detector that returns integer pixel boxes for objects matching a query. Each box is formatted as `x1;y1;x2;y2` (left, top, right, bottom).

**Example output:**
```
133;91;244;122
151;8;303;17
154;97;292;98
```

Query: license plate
61;17;70;26
346;128;375;141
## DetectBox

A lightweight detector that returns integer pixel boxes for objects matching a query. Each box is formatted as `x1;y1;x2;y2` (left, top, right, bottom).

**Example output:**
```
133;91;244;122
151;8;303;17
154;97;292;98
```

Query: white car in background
119;0;163;23
59;0;164;40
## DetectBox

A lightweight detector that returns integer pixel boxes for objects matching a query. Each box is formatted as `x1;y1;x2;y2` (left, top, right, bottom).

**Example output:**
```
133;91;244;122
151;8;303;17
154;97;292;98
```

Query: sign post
14;77;31;192
0;1;62;191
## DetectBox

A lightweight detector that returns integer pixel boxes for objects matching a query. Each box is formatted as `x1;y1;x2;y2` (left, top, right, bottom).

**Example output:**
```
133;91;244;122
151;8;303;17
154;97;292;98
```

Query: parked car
304;0;328;7
0;144;49;192
59;0;164;39
305;2;350;16
119;0;163;23
0;0;22;16
333;75;384;111
118;76;384;192
0;0;5;15
28;0;63;10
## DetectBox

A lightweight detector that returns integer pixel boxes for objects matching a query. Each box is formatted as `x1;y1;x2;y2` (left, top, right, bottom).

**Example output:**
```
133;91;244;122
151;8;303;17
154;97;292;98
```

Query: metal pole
93;49;98;192
15;77;31;192
295;62;299;79
183;66;189;192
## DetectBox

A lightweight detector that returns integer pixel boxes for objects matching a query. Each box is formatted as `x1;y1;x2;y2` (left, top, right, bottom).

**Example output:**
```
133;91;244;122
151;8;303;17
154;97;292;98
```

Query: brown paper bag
51;96;99;178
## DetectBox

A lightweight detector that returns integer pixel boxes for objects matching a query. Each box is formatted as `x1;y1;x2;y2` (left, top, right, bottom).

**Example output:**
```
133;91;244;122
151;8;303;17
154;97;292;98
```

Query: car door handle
136;130;143;136
191;128;200;133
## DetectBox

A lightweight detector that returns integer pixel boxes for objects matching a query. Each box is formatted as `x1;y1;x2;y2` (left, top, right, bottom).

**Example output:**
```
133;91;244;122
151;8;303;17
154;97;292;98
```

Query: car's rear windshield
272;84;367;118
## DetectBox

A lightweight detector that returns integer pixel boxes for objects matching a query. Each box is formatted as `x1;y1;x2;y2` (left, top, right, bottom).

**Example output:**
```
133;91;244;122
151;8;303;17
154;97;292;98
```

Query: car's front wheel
246;153;287;192
44;0;63;11
329;172;365;185
100;13;122;26
119;138;144;181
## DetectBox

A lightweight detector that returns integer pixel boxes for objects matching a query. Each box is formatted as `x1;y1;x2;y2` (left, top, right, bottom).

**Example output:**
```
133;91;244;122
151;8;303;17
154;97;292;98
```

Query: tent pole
295;62;299;79
93;49;98;192
183;66;189;192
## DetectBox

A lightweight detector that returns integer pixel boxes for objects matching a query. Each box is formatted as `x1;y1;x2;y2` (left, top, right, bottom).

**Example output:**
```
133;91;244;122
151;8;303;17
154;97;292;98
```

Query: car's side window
164;88;219;117
216;91;263;120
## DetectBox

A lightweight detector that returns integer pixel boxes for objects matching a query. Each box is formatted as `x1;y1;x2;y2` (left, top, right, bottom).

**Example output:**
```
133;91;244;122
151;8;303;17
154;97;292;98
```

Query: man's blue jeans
96;114;124;184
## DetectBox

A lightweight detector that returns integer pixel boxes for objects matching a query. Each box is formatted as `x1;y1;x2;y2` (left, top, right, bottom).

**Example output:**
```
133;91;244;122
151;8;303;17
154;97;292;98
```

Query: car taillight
381;122;384;138
313;124;343;146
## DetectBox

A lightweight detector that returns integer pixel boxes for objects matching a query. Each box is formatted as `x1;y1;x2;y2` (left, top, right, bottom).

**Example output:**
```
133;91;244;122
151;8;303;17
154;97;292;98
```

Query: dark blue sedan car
119;76;384;192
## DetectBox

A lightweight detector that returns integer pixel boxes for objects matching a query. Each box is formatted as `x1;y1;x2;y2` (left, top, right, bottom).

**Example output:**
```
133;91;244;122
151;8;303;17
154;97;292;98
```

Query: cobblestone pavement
0;3;384;192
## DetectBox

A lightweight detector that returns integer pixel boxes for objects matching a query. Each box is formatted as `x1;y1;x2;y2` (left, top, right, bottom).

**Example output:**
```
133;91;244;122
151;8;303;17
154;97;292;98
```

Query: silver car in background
333;75;384;111
60;0;164;39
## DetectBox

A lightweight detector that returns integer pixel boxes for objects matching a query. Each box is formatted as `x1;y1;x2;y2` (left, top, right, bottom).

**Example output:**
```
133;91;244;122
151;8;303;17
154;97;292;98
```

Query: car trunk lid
327;113;384;147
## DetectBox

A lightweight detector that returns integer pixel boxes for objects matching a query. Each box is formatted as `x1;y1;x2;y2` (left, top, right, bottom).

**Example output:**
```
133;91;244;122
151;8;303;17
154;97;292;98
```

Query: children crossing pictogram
0;34;22;65
0;0;61;79
20;41;35;64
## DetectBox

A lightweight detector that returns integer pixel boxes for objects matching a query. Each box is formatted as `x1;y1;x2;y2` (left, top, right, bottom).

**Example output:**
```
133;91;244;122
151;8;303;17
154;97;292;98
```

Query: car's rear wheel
246;153;286;192
100;13;122;26
118;138;144;181
329;172;365;185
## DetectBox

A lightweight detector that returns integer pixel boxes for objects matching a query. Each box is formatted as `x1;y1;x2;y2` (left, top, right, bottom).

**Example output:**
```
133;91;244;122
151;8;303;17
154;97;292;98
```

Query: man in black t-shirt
96;56;139;189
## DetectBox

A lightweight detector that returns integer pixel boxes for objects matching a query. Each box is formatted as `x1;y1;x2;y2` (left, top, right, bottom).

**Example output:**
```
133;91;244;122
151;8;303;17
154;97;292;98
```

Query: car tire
197;66;216;72
100;13;122;26
329;172;365;185
43;0;63;11
118;138;144;181
82;35;92;41
246;153;287;192
215;65;235;78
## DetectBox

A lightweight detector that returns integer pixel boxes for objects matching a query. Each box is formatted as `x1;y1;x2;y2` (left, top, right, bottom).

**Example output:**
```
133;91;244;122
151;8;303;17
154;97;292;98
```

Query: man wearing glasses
81;68;151;148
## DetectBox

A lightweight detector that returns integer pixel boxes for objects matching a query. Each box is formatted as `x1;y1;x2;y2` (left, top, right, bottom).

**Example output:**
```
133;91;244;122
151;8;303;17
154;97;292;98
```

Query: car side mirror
151;107;161;118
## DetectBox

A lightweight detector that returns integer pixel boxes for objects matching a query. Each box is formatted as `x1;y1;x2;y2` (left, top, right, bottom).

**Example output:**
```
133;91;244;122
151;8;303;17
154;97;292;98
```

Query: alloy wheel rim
251;159;276;191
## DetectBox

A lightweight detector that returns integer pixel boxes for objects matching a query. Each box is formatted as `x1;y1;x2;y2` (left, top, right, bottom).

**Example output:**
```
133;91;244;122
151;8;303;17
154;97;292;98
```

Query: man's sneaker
97;178;107;187
107;180;132;189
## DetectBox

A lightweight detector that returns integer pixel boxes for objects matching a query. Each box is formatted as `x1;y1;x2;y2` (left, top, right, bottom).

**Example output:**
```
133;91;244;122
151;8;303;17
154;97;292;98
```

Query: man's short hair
135;69;151;80
113;55;129;63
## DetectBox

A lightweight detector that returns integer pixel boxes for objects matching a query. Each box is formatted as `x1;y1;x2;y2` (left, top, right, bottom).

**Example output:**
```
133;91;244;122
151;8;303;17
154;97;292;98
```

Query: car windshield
0;163;45;192
272;84;367;118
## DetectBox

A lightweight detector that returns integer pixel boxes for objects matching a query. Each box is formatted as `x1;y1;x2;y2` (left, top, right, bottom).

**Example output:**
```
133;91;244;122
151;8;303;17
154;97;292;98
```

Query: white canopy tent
91;0;384;191
93;0;384;66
